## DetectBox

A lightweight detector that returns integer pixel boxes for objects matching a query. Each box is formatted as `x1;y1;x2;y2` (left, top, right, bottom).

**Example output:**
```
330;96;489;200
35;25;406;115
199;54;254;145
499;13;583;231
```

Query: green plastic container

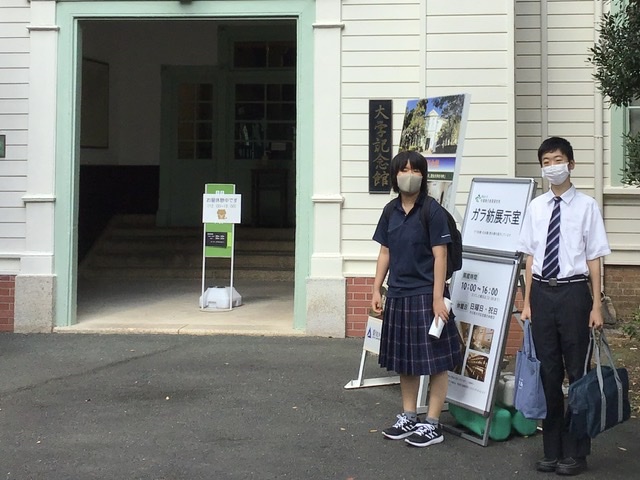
449;403;512;441
510;408;538;436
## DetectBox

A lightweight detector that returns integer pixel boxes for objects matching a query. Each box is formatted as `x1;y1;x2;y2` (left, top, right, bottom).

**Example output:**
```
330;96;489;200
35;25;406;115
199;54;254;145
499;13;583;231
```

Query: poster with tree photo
398;94;470;211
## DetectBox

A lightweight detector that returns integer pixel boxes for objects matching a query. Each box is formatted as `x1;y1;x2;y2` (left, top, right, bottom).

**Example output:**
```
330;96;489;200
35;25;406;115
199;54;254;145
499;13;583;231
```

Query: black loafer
535;457;558;472
555;457;587;476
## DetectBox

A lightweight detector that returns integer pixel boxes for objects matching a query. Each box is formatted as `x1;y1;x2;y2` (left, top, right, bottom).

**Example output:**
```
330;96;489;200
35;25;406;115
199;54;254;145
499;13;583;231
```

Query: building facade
1;0;638;337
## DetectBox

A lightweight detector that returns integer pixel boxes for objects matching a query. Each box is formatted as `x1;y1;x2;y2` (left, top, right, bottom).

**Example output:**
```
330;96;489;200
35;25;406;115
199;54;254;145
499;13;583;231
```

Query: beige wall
515;0;606;188
0;0;30;263
341;0;516;277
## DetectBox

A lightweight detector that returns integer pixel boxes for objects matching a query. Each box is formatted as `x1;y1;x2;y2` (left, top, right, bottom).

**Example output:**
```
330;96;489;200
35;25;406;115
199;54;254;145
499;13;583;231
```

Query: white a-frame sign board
442;178;535;446
443;253;521;445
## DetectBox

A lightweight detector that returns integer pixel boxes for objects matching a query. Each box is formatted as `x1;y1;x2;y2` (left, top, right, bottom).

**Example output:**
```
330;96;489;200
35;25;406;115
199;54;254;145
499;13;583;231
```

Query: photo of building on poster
398;94;467;207
454;322;494;383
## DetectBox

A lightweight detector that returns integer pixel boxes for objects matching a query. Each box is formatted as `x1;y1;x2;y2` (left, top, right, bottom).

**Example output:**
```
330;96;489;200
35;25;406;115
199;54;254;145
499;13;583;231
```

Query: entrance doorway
74;19;297;332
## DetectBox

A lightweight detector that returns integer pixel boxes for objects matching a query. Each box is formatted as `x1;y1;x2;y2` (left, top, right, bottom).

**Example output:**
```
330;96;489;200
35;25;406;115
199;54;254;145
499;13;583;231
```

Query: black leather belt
533;274;589;287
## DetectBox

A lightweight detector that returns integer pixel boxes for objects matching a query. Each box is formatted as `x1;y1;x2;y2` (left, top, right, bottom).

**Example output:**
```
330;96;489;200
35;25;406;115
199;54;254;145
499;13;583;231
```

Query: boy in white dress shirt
518;137;610;476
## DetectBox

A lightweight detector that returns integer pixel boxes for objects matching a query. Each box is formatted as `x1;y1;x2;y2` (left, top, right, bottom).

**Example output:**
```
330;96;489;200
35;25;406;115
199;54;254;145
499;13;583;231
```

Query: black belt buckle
548;278;558;287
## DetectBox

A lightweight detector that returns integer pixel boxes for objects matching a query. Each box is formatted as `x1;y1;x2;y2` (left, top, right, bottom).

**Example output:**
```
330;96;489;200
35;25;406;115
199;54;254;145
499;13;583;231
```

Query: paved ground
0;333;637;480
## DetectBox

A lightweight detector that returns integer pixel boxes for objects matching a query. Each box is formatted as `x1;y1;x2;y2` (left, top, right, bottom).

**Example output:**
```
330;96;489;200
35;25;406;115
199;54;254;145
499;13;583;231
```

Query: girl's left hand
433;298;450;323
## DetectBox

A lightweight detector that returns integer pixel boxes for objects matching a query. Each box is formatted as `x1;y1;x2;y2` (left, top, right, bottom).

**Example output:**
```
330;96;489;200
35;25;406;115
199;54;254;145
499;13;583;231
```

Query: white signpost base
344;317;399;389
344;316;430;412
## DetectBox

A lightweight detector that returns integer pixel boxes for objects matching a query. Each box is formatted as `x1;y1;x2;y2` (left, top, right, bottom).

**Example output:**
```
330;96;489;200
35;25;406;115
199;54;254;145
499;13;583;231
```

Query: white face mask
542;163;570;186
397;173;422;194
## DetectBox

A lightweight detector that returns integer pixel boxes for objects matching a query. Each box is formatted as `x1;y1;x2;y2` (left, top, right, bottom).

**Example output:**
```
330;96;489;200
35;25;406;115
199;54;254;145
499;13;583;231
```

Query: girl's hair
537;136;574;165
390;150;429;194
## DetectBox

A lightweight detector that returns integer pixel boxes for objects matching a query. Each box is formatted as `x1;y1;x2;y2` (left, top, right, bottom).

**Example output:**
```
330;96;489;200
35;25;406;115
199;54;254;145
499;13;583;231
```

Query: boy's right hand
521;305;531;322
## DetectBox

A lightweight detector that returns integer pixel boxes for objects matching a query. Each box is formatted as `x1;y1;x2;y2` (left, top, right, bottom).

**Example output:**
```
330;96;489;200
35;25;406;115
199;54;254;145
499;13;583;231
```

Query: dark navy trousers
530;279;592;459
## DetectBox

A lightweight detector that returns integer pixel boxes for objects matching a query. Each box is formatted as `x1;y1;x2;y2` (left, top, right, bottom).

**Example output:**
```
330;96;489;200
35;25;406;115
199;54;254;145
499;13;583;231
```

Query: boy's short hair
537;136;574;165
390;150;429;193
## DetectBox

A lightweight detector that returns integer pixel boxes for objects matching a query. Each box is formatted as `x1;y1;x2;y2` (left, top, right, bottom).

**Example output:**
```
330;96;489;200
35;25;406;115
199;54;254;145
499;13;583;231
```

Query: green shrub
589;1;640;107
621;131;640;186
589;1;640;186
621;306;640;340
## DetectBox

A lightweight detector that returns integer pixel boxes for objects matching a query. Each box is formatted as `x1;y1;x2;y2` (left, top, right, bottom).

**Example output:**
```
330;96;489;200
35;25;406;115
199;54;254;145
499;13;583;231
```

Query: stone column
305;0;346;337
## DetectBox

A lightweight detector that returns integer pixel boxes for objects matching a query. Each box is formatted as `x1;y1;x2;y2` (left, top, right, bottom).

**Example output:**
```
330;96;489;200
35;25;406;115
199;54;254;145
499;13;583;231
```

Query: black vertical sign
369;100;392;193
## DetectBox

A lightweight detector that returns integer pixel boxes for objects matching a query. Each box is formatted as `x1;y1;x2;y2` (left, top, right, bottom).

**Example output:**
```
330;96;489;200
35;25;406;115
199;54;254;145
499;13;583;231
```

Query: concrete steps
79;215;295;281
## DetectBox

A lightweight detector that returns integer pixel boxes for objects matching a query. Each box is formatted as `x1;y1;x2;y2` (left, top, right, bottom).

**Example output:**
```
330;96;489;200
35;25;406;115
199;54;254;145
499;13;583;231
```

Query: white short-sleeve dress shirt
517;185;611;278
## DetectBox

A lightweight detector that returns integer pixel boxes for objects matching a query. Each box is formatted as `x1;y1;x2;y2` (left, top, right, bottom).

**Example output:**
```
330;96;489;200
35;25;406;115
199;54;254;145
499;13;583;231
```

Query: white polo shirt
518;185;611;278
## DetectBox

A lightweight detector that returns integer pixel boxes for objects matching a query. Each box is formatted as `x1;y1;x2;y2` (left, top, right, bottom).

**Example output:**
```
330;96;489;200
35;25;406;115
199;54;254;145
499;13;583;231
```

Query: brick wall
345;277;375;337
604;265;640;321
345;275;525;356
0;275;15;332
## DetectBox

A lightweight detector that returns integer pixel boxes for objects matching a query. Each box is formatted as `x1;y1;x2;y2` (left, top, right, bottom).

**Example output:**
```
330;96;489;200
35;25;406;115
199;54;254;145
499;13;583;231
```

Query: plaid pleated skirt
378;293;462;376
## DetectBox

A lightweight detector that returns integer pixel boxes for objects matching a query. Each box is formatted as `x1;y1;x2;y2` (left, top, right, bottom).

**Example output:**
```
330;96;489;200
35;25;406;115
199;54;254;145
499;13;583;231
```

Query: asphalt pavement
0;333;637;479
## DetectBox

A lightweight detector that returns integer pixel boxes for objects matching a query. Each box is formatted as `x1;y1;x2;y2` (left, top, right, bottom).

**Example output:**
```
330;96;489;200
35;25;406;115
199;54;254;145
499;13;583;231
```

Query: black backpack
382;195;463;280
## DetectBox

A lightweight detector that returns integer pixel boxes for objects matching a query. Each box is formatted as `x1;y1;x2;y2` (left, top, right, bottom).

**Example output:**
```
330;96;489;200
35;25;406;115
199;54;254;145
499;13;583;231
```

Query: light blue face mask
397;173;422;194
542;163;570;185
